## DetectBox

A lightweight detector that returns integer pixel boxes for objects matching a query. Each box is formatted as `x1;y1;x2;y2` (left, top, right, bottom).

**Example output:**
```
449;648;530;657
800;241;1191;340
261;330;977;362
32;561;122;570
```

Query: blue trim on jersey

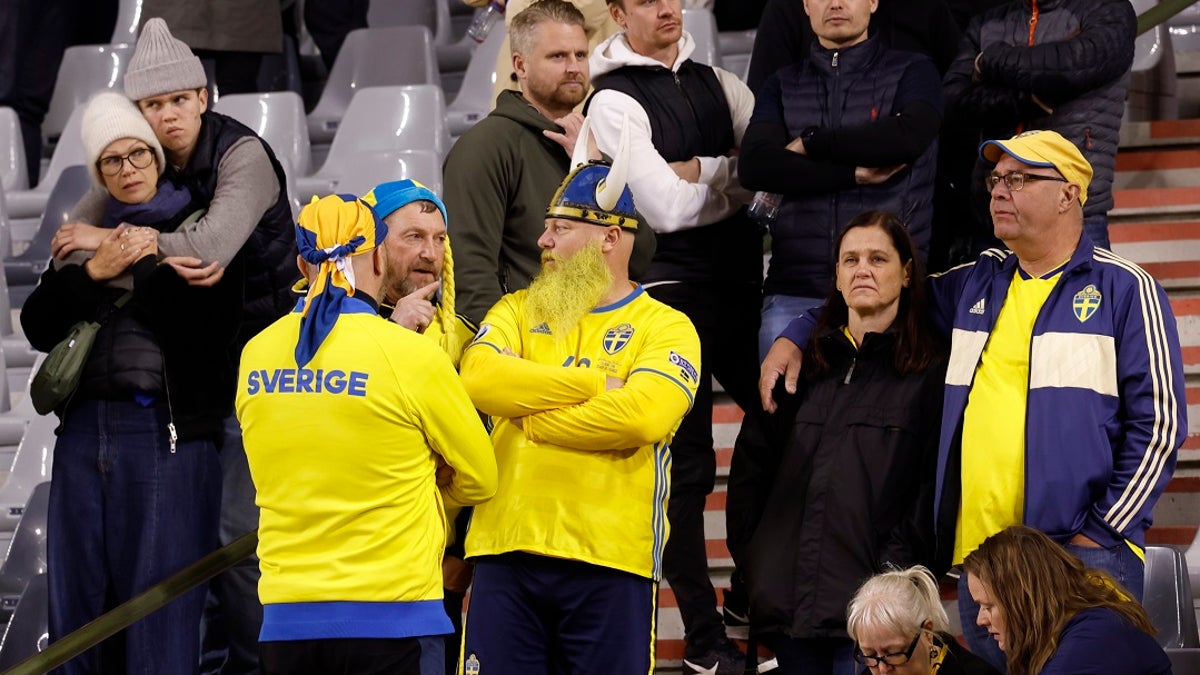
629;367;695;405
260;600;452;641
651;442;671;580
592;285;644;313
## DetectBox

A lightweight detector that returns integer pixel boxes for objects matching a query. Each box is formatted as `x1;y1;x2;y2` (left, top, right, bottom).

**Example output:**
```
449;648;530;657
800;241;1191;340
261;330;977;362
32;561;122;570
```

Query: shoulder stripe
629;367;696;406
929;248;1008;279
1092;249;1180;533
471;342;503;354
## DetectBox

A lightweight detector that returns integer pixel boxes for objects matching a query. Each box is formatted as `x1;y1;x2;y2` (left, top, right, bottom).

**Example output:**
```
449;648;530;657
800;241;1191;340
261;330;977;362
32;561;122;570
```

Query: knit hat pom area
124;18;207;101
80;92;167;186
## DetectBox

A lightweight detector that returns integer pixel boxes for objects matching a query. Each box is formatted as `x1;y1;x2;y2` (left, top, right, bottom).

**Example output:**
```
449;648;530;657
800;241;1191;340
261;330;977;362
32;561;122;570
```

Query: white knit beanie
123;18;207;101
81;92;167;187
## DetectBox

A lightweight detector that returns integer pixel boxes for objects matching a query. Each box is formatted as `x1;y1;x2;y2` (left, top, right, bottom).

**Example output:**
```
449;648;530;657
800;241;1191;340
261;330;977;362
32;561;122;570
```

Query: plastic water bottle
467;1;505;43
748;191;783;229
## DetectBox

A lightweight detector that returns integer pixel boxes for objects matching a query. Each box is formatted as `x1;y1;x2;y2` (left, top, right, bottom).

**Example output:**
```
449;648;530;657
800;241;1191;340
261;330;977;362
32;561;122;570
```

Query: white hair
846;566;949;642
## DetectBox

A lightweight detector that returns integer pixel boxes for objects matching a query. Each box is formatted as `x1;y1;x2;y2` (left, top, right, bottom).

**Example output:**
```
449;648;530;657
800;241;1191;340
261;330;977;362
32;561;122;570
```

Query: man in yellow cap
762;129;1187;673
236;194;497;675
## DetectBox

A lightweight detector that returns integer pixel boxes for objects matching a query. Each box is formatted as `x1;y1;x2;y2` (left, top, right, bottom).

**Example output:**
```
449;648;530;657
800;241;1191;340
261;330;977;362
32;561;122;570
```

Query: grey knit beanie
81;92;167;187
123;18;207;101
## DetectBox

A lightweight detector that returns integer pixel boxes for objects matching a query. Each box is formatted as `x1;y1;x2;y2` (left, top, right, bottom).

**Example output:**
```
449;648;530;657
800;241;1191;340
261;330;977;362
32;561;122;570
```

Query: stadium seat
1143;545;1200;648
6;166;92;302
6;107;86;221
0;482;49;622
110;0;145;44
0;381;55;535
682;9;722;69
719;29;756;82
298;85;448;201
299;149;442;203
0;108;28;193
0;573;48;668
448;23;505;137
1167;648;1200;675
306;26;441;143
1127;0;1178;122
214;91;313;177
42;44;136;151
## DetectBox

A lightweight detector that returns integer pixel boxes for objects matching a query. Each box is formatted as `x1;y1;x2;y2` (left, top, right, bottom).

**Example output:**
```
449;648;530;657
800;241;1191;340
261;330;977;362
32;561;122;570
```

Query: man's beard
524;241;612;337
530;77;587;112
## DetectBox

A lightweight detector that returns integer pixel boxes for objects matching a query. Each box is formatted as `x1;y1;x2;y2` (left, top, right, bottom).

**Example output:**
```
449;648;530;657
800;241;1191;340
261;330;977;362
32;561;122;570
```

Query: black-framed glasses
97;147;155;176
985;171;1068;192
854;632;922;668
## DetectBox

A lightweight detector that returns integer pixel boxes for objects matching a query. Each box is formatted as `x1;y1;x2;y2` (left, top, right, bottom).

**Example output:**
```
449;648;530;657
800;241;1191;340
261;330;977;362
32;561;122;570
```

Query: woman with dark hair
963;526;1171;675
744;210;946;675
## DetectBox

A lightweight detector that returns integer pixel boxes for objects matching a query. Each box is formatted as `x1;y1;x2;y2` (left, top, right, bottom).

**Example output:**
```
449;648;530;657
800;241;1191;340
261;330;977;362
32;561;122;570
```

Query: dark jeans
770;637;857;675
260;638;421;675
957;538;1144;673
48;399;221;675
201;415;264;675
645;280;761;654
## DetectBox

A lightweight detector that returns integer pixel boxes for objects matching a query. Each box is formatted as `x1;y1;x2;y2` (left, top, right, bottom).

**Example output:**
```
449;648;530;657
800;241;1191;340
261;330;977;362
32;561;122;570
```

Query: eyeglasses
97;147;155;176
985;171;1068;192
854;632;922;668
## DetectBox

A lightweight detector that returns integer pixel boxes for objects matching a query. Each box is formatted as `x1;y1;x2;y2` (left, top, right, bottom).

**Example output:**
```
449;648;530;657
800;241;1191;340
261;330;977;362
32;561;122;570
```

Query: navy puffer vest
769;37;936;298
591;60;762;286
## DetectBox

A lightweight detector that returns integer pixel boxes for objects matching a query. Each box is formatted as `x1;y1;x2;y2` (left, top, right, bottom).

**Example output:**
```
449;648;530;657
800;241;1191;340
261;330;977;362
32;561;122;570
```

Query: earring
930;646;938;659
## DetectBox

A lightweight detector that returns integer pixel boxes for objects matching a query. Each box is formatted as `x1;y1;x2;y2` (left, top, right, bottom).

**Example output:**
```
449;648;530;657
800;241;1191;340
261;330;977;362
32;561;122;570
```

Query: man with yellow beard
458;124;702;674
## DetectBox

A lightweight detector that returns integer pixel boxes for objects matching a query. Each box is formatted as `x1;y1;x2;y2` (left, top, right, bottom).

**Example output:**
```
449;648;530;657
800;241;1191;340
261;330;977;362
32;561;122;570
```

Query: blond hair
510;0;586;56
847;566;949;644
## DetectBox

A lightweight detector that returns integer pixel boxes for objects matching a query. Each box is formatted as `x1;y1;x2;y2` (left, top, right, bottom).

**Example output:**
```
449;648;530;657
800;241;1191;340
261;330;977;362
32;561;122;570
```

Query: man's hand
544;112;586;158
605;375;625;390
669;157;701;183
163;256;225;287
785;136;808;155
390;281;440;333
855;164;906;185
443;555;473;594
435;459;455;488
1068;533;1102;548
83;225;151;281
759;337;803;414
52;222;109;259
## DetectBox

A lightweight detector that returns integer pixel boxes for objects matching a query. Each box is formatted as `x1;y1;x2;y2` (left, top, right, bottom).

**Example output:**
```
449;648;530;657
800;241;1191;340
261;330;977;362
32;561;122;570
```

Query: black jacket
746;328;944;639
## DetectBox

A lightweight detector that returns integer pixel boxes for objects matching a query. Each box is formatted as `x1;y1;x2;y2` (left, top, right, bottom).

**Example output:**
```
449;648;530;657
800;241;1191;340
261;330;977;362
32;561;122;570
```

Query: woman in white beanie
20;91;242;675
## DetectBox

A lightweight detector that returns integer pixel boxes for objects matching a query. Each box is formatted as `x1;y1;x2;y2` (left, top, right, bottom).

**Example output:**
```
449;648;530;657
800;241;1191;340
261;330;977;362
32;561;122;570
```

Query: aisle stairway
653;117;1200;672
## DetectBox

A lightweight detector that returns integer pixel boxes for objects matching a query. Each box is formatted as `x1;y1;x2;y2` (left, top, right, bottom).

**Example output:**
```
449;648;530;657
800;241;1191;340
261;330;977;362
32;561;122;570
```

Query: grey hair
509;0;586;57
846;566;950;642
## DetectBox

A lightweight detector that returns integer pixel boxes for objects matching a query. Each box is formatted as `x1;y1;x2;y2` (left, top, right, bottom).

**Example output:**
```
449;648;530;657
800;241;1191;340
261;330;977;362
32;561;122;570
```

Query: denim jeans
759;294;824;362
769;636;857;675
957;539;1144;674
48;399;221;675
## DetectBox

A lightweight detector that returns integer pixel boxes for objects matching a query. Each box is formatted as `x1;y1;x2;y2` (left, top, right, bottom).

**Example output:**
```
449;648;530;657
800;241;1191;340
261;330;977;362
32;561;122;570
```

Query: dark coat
746;328;945;639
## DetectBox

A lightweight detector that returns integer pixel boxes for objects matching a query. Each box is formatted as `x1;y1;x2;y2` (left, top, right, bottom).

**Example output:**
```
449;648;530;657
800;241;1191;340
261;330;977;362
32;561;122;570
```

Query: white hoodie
588;31;755;235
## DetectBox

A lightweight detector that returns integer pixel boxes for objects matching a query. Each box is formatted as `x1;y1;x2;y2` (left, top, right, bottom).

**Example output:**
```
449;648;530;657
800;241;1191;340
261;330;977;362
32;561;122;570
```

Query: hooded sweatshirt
444;90;656;324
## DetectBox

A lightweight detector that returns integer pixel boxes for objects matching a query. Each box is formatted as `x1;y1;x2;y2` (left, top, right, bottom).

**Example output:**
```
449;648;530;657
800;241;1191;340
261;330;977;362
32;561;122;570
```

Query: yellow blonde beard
524;240;613;338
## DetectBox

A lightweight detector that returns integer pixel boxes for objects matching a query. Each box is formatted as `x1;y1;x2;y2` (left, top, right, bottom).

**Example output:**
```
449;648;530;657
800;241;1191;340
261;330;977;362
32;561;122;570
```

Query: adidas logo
969;298;986;315
530;322;553;335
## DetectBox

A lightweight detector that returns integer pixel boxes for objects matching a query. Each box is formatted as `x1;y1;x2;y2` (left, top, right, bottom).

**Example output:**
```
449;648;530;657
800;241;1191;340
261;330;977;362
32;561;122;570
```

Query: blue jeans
418;636;444;675
759;294;824;362
957;539;1144;673
48;399;221;675
770;637;857;675
201;415;264;675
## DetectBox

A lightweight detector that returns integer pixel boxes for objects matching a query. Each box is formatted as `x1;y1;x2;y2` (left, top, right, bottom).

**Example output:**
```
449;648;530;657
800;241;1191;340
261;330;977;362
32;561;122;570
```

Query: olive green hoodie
443;90;654;325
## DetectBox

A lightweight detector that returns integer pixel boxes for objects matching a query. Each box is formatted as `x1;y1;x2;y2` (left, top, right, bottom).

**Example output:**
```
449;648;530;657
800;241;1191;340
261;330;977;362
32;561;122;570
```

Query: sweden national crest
464;654;481;674
1073;284;1102;322
603;323;635;355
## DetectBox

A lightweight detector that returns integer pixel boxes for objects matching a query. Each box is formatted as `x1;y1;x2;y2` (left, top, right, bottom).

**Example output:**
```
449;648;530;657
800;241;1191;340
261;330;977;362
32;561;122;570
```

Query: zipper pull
832;51;839;68
168;422;178;454
844;357;856;384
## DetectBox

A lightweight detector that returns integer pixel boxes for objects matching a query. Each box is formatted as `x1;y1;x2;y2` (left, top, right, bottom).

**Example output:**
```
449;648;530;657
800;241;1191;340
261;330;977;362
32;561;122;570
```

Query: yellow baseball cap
979;130;1093;205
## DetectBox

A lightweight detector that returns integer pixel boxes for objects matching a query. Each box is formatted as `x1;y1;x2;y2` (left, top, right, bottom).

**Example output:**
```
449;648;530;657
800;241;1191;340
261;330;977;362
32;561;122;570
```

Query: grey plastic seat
298;86;448;201
215;91;313;176
298;149;441;203
6;165;92;302
0;573;48;668
110;0;145;44
0;482;49;622
7;106;86;221
682;9;722;69
448;24;505;137
1143;545;1200;649
0;108;28;193
307;26;441;143
42;44;135;151
0;373;55;534
1167;648;1200;675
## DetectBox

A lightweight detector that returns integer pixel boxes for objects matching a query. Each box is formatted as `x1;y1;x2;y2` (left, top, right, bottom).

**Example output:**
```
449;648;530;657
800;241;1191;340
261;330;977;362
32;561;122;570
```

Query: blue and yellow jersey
236;299;497;640
459;284;700;581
